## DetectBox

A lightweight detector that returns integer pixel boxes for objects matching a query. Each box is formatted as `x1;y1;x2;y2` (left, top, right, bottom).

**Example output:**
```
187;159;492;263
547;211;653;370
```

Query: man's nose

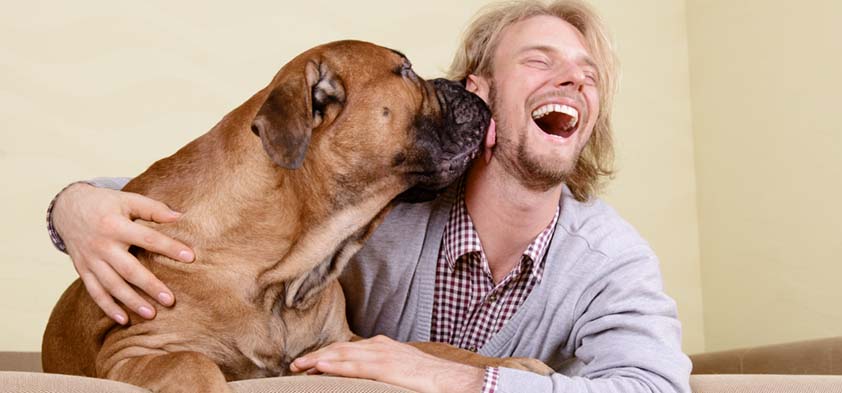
552;63;586;92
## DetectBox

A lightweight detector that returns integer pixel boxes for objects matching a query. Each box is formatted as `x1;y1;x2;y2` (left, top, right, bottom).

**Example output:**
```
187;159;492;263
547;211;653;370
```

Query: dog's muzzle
397;78;491;203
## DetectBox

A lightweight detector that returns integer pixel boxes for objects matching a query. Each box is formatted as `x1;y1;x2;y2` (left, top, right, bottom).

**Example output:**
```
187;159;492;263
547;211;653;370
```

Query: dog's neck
123;95;400;311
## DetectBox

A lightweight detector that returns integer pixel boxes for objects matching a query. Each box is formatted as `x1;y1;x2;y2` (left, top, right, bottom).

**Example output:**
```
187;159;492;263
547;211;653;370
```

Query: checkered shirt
431;183;559;393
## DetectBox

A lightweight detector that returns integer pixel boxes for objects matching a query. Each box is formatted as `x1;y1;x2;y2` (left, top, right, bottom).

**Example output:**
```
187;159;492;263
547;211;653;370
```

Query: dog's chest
217;310;291;379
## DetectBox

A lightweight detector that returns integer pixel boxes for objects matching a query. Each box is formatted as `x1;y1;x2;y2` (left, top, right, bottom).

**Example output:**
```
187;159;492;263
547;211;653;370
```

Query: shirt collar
441;181;560;281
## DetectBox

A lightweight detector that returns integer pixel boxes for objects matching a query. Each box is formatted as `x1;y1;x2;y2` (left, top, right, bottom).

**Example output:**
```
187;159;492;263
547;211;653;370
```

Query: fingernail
178;250;194;262
138;306;154;319
158;292;173;306
113;314;127;325
170;210;182;218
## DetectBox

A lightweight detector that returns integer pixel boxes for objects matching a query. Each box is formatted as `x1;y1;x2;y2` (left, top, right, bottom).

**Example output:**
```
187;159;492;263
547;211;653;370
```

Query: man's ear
465;74;490;105
251;61;346;169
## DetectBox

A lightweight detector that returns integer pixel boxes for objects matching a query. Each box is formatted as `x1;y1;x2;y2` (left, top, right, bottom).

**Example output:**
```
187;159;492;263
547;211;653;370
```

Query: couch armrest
0;351;41;372
690;337;842;375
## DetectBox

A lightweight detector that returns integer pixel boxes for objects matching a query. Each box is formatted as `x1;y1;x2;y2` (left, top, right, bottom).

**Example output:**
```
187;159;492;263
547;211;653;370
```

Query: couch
2;337;842;392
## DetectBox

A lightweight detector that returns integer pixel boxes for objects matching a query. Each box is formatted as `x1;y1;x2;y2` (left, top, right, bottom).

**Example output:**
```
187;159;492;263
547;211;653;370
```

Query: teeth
531;104;579;126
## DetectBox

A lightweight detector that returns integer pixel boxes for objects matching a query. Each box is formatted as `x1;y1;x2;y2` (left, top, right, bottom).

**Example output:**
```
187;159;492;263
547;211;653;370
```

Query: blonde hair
448;0;618;201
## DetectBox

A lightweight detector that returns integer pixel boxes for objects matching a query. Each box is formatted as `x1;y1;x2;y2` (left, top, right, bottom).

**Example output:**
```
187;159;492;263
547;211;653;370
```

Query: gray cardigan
340;183;692;393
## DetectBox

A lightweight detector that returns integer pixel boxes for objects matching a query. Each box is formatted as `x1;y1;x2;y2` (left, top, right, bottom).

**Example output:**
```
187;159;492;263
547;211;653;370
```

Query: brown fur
42;40;550;393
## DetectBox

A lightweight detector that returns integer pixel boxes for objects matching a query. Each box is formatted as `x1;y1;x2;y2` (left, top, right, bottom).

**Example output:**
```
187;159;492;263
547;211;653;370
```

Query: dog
42;40;551;392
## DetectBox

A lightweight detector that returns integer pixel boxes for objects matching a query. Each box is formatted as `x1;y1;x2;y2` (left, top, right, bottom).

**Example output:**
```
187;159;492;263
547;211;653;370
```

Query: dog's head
250;40;489;205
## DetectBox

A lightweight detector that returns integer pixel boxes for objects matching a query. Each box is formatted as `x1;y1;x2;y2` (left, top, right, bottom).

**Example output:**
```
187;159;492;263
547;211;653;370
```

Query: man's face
471;15;600;191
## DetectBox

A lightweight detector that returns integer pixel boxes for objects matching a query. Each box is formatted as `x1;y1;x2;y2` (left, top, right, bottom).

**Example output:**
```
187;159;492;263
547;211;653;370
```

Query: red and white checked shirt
430;182;559;392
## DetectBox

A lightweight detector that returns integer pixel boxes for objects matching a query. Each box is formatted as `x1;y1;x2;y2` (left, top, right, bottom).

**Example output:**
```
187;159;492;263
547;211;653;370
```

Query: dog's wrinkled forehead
313;41;408;81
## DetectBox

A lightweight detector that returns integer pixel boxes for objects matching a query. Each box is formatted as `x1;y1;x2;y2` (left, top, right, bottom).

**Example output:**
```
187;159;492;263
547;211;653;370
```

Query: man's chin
514;148;574;192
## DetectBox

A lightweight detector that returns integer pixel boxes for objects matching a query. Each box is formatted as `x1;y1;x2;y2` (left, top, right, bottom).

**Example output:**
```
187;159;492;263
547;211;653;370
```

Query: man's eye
526;58;551;68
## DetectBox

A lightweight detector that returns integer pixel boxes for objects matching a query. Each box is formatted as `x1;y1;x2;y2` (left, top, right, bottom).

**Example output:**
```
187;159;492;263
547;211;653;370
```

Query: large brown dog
42;40;550;392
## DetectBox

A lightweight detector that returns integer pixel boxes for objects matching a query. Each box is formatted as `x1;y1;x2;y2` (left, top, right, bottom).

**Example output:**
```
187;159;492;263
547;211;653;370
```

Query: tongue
534;112;576;138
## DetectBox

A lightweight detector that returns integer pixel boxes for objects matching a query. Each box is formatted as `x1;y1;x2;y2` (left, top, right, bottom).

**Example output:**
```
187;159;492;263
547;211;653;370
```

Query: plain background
1;0;839;355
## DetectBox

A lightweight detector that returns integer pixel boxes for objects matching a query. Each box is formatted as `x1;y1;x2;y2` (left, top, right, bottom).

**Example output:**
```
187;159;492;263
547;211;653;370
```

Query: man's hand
291;335;485;393
52;183;195;324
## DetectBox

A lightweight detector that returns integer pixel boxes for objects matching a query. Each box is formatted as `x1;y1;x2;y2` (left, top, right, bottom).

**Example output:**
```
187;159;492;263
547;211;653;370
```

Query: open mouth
531;103;579;139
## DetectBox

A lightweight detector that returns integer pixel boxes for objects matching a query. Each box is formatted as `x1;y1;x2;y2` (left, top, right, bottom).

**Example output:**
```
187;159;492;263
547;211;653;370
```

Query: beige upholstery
0;371;148;393
690;337;842;375
689;374;842;393
230;376;413;392
4;338;842;392
0;351;40;372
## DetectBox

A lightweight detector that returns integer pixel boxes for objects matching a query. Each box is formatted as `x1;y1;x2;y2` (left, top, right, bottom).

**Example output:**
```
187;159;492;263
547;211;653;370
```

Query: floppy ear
251;60;346;169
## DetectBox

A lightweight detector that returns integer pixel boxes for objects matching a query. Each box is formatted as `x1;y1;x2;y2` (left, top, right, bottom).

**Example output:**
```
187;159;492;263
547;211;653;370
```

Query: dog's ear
251;60;346;169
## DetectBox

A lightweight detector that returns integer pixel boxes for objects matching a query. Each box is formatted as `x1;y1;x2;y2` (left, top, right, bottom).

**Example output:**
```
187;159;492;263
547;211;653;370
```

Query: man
47;1;692;392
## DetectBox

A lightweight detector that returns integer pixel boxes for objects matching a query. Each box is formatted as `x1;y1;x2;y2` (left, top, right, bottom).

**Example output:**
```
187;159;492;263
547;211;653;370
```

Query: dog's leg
106;351;231;393
408;342;554;376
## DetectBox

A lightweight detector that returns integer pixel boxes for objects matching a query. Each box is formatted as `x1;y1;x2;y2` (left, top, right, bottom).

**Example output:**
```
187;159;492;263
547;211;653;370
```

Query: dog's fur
42;40;551;392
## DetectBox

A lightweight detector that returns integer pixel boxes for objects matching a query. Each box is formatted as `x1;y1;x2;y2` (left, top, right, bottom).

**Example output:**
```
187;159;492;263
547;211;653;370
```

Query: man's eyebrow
519;45;598;69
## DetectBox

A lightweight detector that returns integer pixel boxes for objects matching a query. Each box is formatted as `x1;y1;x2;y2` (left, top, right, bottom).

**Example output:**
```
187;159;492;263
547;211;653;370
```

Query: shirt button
487;294;498;303
468;346;478;352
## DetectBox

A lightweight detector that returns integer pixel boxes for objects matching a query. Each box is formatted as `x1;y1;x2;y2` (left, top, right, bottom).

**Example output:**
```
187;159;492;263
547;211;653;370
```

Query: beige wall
687;0;842;351
594;0;705;354
0;1;705;353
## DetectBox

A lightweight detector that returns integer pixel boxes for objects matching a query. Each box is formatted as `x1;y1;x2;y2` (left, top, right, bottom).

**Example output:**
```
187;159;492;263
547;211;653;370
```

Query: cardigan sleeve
495;246;691;393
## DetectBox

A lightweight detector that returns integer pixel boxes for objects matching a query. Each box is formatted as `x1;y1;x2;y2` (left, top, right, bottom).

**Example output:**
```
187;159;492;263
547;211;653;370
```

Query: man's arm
291;335;485;393
494;247;691;393
48;178;194;324
292;247;691;393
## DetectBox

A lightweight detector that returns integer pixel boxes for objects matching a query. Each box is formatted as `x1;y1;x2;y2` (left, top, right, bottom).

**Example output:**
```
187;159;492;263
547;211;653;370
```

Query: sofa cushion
690;374;842;393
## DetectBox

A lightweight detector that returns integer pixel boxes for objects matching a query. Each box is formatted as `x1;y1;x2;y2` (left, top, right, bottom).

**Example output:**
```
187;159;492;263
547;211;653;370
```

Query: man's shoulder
555;190;653;260
362;197;444;252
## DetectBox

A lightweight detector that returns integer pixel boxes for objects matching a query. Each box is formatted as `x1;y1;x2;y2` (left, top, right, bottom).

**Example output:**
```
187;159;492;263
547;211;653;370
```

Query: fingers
291;343;377;376
124;192;182;223
290;336;475;393
120;221;194;263
103;245;175;307
122;193;194;263
78;270;129;325
89;258;157;320
291;342;357;373
291;336;399;373
308;360;366;379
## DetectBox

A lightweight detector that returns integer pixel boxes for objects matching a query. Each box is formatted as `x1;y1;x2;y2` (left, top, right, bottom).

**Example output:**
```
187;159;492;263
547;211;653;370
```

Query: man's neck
464;158;563;284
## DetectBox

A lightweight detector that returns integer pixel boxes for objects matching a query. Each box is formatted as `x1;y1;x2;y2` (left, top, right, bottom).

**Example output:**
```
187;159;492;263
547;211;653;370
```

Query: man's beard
489;83;578;192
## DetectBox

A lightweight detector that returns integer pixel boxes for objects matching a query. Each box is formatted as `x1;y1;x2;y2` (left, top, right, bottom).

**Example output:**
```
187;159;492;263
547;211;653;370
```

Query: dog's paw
497;357;554;375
